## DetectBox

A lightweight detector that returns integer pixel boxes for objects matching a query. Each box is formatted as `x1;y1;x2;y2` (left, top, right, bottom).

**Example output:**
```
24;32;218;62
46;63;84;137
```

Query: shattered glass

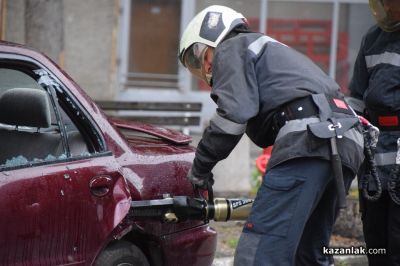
2;154;68;168
4;155;29;167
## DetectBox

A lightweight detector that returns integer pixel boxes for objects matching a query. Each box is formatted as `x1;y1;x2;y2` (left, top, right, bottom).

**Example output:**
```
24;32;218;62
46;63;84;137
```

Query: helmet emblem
208;12;221;28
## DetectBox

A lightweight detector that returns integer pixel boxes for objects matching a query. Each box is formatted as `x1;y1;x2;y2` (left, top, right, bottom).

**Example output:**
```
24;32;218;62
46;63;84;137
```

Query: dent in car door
0;155;130;265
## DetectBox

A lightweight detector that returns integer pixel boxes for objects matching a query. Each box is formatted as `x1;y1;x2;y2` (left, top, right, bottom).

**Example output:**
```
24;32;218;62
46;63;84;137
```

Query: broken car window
0;65;94;170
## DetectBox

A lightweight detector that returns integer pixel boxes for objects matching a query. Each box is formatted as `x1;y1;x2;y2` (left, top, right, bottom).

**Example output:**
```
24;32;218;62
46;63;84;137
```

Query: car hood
110;118;192;145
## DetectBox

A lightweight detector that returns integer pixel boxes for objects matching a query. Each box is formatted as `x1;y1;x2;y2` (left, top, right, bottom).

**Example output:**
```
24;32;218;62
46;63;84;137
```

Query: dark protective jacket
349;25;400;190
192;32;364;180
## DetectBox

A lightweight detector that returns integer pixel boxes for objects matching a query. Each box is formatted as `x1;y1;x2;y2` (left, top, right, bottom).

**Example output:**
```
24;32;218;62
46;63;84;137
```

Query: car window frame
0;53;111;172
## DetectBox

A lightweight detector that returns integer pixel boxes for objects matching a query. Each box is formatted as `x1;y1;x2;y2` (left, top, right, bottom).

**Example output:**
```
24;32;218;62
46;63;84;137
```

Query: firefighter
349;0;400;264
179;5;364;266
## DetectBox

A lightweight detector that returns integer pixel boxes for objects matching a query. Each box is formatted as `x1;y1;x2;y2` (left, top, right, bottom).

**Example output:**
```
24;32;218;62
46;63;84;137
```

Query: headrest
0;88;51;128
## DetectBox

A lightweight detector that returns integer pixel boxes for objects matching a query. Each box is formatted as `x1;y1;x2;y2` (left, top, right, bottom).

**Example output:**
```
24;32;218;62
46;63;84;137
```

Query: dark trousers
234;158;354;266
361;190;400;265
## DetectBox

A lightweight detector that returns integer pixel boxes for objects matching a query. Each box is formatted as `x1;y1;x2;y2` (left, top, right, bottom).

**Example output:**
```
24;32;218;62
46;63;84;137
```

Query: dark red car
0;42;217;266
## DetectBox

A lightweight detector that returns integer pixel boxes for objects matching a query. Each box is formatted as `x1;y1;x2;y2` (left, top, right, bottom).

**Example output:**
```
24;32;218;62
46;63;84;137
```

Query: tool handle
331;154;347;208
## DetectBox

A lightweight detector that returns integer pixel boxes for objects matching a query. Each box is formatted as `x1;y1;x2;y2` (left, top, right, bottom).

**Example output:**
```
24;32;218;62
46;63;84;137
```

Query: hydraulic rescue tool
129;185;254;223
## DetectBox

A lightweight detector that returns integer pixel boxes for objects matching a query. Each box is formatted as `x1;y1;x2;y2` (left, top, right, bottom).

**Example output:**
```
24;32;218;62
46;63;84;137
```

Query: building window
125;0;181;89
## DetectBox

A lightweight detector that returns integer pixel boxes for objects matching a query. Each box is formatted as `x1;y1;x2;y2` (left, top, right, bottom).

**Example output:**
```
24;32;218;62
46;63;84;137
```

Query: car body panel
160;224;217;266
0;155;130;265
116;128;205;236
111;118;192;145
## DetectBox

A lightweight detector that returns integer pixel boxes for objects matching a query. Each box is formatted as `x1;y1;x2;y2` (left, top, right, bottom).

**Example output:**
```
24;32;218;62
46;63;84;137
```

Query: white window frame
118;0;131;88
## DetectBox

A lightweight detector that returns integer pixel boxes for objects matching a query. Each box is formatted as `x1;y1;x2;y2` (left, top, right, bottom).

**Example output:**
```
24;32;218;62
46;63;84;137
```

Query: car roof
0;40;40;52
0;41;58;67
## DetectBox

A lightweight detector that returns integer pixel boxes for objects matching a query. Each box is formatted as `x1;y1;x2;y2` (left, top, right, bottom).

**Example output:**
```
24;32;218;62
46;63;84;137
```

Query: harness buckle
328;122;342;131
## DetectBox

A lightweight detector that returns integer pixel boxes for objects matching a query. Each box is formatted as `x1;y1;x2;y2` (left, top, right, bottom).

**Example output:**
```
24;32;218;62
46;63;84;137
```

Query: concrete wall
4;0;118;100
213;136;251;196
25;0;64;64
63;0;118;100
191;134;252;196
5;0;25;44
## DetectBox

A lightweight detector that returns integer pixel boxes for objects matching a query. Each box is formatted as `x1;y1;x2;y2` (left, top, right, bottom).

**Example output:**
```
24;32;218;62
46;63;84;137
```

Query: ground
211;221;365;258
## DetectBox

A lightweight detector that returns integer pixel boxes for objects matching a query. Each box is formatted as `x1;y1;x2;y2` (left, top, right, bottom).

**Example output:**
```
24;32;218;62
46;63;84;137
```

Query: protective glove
187;167;214;190
187;168;215;203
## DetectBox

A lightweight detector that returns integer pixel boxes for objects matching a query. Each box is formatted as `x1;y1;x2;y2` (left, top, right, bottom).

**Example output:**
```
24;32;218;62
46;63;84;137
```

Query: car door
0;157;130;265
0;65;130;265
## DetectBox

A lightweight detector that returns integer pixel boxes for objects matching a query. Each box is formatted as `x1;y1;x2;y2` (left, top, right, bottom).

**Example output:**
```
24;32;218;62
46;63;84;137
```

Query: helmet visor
370;0;400;31
183;43;209;82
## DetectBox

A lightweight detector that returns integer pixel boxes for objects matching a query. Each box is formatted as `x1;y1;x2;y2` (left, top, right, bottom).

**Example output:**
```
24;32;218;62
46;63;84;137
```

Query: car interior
0;64;95;168
0;87;63;165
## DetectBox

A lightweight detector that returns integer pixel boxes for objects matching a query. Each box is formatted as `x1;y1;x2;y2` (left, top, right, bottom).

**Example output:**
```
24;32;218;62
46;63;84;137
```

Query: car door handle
89;175;114;197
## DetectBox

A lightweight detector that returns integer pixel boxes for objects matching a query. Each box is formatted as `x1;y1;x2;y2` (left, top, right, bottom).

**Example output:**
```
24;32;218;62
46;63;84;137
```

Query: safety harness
359;116;382;202
274;93;361;208
364;109;400;205
388;139;400;205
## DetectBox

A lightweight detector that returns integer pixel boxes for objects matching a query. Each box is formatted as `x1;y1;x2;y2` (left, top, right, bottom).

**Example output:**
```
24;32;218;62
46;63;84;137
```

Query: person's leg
296;167;354;266
388;196;400;265
234;158;334;266
295;179;337;266
362;190;389;266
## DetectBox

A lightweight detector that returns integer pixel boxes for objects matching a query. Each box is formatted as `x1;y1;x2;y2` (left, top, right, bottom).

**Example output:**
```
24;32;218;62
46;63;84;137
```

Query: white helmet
178;5;247;84
369;0;400;32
